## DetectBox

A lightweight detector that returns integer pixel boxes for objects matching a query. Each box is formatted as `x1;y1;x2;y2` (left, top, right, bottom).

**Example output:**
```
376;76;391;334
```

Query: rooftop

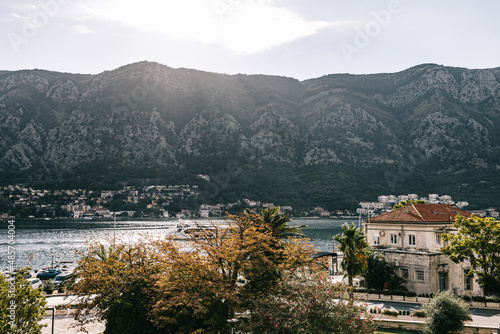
367;204;471;223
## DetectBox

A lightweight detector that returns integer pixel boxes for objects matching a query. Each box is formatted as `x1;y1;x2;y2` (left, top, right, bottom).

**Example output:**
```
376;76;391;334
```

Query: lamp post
51;253;55;268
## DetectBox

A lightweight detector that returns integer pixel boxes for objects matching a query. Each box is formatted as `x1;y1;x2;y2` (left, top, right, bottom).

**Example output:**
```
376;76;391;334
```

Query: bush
43;282;55;294
424;290;470;334
411;310;426;318
382;309;399;316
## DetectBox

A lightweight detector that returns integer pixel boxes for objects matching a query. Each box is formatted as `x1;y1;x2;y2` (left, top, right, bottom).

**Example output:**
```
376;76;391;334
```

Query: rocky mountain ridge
1;62;499;209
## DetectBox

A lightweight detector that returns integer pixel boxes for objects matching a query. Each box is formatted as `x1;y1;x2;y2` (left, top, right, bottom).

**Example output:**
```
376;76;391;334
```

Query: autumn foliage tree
74;210;316;333
72;239;163;334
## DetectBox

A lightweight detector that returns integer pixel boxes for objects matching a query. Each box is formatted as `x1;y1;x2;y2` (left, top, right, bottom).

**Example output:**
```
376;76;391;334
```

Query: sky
1;0;499;80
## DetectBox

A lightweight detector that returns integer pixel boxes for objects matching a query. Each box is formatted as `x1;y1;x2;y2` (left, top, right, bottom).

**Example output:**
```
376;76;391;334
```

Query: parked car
51;273;74;287
36;269;63;280
27;278;42;289
5;270;31;279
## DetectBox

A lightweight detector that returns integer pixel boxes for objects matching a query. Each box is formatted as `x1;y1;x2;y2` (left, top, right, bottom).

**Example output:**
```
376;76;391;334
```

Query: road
40;295;500;334
367;299;500;328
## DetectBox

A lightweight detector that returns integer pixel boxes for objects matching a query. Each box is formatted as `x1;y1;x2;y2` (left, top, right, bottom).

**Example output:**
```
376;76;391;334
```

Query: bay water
1;218;358;271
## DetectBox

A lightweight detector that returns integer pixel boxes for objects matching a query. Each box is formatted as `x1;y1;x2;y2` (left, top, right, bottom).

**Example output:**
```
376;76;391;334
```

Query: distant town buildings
1;184;497;220
358;193;471;217
0;184;300;219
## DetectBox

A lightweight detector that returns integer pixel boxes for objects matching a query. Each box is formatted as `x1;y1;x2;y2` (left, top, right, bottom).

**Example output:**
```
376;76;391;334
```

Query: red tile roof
368;204;471;223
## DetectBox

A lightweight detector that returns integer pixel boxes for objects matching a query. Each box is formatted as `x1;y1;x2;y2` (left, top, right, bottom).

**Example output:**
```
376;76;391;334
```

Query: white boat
166;220;221;240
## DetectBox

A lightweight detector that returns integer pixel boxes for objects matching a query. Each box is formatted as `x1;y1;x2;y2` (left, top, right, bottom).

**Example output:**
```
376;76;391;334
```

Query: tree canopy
392;199;429;210
442;215;500;293
424;290;471;334
0;270;47;334
260;206;308;238
364;251;406;292
73;210;318;333
333;223;369;297
249;269;376;334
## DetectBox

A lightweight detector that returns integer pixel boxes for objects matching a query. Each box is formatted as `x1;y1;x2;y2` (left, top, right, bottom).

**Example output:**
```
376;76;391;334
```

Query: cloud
67;25;91;34
82;0;333;54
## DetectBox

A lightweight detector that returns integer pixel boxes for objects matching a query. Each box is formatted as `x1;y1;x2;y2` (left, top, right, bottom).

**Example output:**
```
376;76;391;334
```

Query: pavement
40;295;500;334
42;295;104;334
41;314;104;334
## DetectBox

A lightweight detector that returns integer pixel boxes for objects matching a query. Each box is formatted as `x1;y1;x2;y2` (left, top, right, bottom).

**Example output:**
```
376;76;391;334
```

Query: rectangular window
415;270;425;281
408;234;416;246
373;234;380;245
390;233;398;245
436;234;441;245
464;270;471;291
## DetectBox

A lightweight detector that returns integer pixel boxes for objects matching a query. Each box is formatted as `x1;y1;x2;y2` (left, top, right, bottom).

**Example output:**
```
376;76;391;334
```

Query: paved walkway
40;295;500;334
41;314;104;334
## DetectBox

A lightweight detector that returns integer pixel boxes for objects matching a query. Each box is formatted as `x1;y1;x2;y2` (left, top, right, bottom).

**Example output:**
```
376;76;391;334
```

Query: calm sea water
0;218;358;271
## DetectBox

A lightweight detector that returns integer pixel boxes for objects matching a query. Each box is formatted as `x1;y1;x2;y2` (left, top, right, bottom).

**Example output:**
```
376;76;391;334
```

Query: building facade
364;204;482;296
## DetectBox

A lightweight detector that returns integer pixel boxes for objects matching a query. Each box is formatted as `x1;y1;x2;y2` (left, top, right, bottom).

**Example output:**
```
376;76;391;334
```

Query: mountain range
1;62;499;210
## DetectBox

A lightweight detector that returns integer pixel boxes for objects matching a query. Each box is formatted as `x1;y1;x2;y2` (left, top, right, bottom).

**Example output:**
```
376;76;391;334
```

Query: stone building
364;204;482;296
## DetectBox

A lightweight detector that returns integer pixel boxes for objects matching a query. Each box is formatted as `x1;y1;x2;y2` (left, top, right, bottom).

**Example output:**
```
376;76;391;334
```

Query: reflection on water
0;218;358;270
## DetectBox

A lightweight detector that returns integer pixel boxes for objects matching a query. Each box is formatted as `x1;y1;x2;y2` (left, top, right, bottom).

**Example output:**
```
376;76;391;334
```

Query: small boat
166;220;220;240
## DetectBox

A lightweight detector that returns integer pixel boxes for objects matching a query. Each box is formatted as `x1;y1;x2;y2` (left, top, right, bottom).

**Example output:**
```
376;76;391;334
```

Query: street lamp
51;253;55;268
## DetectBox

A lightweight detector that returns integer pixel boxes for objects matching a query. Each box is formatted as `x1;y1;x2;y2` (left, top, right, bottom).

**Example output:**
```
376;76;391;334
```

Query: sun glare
84;0;332;54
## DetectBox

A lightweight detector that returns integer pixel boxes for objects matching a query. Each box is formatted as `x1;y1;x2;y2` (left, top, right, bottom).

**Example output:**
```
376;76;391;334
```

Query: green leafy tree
365;251;406;291
0;195;10;213
442;215;500;293
261;206;308;238
392;200;429;210
333;223;369;297
424;290;471;334
0;271;47;334
249;269;376;334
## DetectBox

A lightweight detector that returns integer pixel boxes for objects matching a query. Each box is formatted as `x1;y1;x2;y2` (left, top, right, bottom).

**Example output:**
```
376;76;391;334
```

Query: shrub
411;310;426;318
382;309;399;316
424;290;470;334
43;282;54;294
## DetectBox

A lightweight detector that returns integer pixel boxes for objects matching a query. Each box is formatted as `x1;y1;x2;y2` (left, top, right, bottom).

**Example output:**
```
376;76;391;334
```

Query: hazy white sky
1;0;499;80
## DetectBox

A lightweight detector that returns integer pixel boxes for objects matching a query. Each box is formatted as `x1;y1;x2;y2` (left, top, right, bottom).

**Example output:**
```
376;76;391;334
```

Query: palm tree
365;250;406;291
260;206;308;239
333;223;369;298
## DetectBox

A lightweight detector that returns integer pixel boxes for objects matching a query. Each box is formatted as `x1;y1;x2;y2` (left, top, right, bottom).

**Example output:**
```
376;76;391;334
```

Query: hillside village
0;183;350;219
1;183;498;220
